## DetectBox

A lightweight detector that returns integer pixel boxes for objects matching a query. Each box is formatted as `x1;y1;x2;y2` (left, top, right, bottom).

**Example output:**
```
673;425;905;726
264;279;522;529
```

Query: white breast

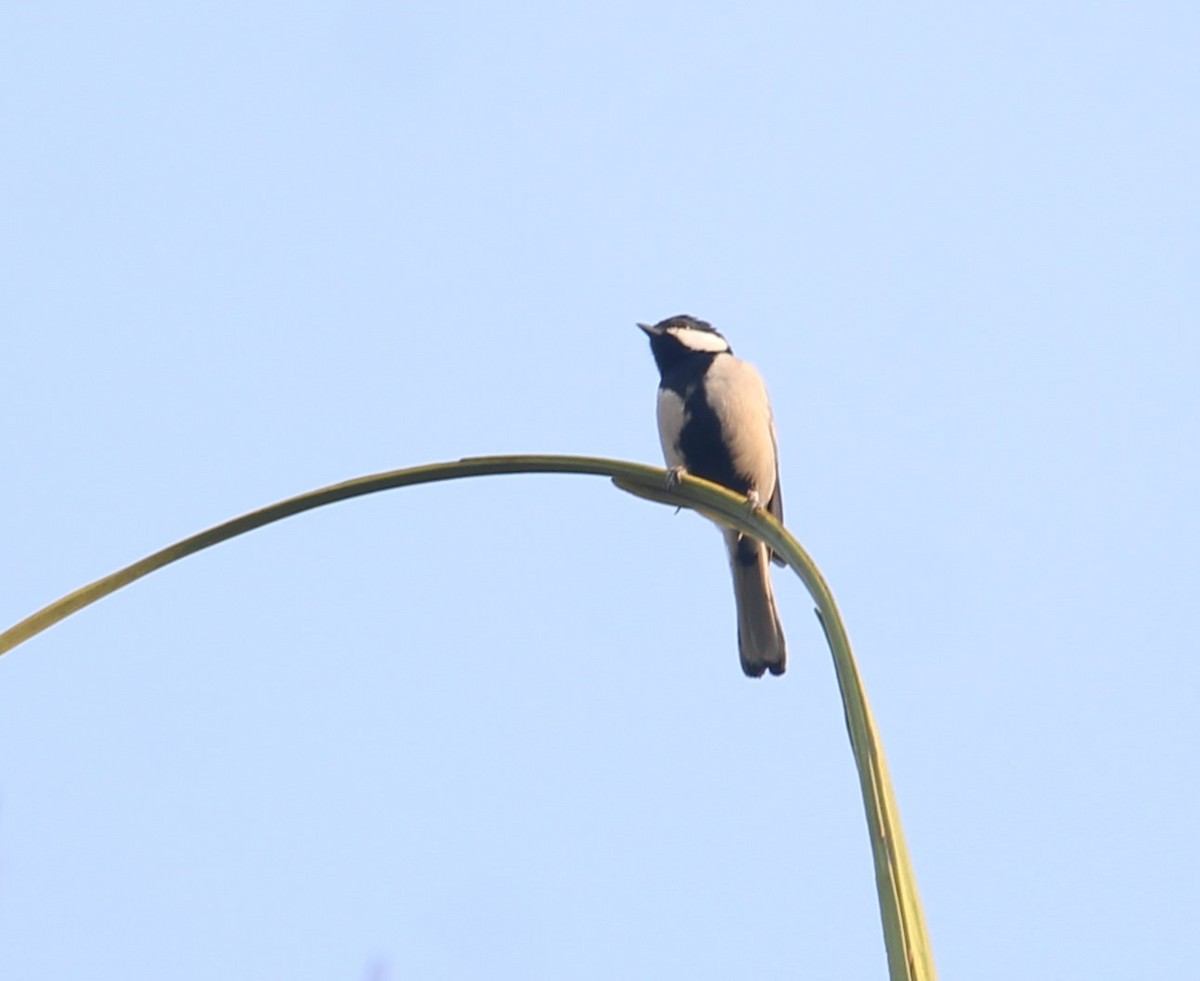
703;355;779;496
655;386;688;469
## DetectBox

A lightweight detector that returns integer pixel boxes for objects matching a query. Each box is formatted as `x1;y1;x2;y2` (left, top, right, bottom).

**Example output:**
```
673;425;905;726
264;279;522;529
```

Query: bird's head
637;315;731;355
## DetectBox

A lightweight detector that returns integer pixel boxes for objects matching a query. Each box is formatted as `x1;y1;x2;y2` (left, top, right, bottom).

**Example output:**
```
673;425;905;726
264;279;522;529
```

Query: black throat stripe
660;355;754;498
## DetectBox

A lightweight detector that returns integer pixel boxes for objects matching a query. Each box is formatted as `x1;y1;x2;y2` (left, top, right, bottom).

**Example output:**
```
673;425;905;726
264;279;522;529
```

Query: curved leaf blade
1;454;936;978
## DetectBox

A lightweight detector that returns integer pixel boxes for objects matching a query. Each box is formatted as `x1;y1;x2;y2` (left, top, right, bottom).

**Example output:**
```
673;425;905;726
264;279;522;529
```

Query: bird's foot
665;465;687;490
745;488;763;513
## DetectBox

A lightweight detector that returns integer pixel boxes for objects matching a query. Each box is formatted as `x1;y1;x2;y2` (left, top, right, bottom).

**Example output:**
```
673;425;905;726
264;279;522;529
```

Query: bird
637;314;787;677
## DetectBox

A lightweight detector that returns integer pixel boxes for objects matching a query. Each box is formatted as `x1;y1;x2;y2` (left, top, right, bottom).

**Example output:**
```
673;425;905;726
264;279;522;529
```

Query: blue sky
2;2;1197;978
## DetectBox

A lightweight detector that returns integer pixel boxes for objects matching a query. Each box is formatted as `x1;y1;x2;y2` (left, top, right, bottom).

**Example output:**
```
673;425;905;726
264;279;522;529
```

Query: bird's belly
695;366;777;497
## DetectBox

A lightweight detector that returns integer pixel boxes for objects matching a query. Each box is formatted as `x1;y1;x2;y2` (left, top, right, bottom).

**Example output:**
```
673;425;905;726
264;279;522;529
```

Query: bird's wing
767;417;786;566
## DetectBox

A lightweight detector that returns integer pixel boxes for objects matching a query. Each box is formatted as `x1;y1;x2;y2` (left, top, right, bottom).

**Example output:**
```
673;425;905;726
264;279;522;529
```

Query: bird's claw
745;488;763;513
665;465;687;489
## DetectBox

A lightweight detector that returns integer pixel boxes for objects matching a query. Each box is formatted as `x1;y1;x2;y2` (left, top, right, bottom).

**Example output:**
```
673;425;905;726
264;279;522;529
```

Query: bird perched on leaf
638;315;787;677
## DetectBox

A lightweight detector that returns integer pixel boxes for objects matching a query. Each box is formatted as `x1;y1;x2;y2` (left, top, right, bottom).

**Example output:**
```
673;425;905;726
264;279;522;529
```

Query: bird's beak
636;322;660;336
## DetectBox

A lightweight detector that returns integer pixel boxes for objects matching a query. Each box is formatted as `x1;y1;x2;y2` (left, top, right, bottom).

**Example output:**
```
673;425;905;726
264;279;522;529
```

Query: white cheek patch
655;387;688;469
668;327;730;354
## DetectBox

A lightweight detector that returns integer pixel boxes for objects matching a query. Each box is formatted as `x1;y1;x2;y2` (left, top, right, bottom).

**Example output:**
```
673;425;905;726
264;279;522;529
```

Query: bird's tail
726;530;787;677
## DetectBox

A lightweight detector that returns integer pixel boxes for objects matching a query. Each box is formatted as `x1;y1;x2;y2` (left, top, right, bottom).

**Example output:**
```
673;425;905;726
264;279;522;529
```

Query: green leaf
1;454;936;978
